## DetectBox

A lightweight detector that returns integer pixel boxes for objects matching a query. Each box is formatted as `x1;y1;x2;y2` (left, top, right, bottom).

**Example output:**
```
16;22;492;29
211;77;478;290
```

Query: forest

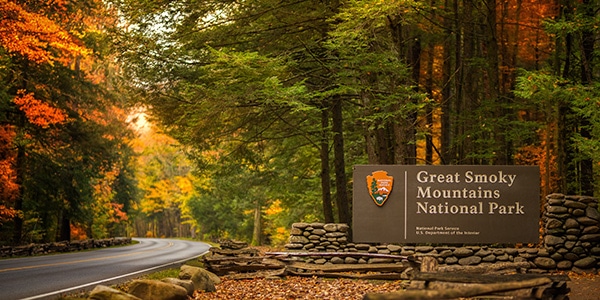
0;0;599;246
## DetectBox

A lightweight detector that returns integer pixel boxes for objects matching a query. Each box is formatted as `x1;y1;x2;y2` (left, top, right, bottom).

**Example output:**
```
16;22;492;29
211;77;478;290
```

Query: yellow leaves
270;226;289;246
265;199;283;216
12;90;68;128
140;176;196;215
264;200;289;245
275;226;287;235
176;176;194;194
0;0;91;66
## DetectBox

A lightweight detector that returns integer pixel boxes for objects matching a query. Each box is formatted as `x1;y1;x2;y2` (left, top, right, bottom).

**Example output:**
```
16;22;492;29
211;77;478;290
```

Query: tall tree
519;0;599;195
0;0;137;244
115;0;349;228
114;0;600;245
326;0;427;166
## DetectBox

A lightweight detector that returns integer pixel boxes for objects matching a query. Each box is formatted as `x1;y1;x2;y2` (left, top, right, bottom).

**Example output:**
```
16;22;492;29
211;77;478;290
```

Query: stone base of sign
284;194;600;273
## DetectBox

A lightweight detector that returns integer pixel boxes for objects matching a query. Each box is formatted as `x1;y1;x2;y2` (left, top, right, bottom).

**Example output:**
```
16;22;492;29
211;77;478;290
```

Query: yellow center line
0;242;174;273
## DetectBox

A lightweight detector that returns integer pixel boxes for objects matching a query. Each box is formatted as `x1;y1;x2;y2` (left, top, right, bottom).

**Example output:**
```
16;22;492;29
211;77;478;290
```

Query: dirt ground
203;246;599;299
204;247;599;299
194;272;599;300
566;273;600;300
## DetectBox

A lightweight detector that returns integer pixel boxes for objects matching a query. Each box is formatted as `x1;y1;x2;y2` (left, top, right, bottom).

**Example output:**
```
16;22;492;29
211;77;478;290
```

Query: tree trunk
388;16;420;165
361;68;393;165
407;29;420;165
12;143;25;245
578;0;594;195
556;0;594;195
557;10;573;193
580;0;594;86
59;210;71;241
425;32;435;164
331;96;350;226
320;108;334;223
440;0;453;165
484;0;511;165
457;0;472;164
252;198;262;246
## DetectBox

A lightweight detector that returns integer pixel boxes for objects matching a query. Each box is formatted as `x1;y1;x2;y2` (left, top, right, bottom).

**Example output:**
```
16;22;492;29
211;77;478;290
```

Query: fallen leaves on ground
559;271;600;300
560;271;599;279
194;276;406;300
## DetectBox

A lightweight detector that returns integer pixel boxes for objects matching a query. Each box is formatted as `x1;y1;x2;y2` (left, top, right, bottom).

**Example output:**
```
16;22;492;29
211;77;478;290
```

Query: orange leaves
0;126;17;197
0;205;17;223
0;125;18;223
514;129;559;195
70;223;88;240
0;0;90;66
111;203;129;222
12;90;68;128
45;0;68;12
0;159;17;200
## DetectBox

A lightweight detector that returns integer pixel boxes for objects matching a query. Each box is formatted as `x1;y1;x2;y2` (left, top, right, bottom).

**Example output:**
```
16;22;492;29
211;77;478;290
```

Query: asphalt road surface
0;238;211;300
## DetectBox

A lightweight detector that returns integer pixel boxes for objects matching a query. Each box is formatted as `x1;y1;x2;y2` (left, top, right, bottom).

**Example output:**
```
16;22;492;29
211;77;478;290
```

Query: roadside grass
141;268;181;280
138;257;205;281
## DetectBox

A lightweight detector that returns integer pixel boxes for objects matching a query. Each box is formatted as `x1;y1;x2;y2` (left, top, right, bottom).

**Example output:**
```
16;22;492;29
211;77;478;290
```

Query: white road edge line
20;250;210;300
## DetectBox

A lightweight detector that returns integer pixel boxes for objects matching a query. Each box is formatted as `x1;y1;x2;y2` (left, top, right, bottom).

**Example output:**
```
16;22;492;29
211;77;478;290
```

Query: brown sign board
353;165;540;244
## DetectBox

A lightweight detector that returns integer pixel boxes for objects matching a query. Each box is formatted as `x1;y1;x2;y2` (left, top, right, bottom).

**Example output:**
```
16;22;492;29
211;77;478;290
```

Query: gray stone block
458;256;481;266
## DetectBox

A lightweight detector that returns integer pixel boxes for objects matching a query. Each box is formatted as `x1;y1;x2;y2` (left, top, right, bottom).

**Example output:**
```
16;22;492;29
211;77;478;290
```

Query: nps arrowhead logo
367;170;394;207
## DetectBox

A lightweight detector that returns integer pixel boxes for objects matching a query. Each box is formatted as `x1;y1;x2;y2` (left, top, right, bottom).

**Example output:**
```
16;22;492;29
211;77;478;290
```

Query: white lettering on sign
416;170;517;187
417;171;461;183
416;201;525;215
417;186;500;199
464;170;517;187
416;201;484;214
488;202;525;214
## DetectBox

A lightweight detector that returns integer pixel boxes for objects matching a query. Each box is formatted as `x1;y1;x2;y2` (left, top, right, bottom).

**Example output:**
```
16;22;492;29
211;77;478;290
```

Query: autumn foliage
0;0;86;235
13;90;68;128
1;0;598;251
0;125;17;223
0;0;137;245
0;0;89;65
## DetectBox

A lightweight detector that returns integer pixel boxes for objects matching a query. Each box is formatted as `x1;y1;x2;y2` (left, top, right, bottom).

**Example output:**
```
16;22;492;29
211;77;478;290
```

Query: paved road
0;238;211;300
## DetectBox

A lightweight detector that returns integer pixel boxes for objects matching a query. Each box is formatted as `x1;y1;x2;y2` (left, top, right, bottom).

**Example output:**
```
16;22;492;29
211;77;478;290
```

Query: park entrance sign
353;165;540;244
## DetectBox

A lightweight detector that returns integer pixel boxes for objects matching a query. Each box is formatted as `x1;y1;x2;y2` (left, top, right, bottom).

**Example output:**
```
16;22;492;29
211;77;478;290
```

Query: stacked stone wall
0;237;132;257
285;194;600;273
543;194;600;270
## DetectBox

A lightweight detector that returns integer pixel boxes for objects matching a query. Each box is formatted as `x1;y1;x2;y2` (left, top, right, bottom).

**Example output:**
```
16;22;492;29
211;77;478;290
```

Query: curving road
0;238;211;300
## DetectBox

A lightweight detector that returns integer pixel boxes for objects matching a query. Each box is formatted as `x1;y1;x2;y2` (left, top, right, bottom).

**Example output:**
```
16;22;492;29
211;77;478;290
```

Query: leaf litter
194;276;406;299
